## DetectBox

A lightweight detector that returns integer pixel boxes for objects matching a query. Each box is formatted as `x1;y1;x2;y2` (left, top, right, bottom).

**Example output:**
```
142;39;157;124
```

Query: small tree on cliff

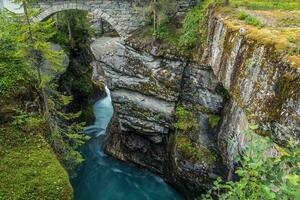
53;10;93;48
144;0;176;38
12;0;63;114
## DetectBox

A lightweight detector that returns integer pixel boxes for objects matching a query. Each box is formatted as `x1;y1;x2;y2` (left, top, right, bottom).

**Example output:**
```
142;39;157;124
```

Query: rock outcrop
203;9;300;172
91;37;185;173
167;63;226;197
89;7;299;198
90;36;227;198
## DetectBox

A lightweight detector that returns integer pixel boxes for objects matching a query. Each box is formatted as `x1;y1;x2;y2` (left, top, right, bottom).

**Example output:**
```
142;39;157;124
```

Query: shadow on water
71;86;183;200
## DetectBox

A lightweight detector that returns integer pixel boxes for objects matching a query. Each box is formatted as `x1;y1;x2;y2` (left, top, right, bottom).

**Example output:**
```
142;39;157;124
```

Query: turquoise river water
71;86;183;200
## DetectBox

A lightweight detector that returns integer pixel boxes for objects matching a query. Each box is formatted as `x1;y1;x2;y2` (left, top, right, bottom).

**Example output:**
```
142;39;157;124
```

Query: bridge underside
33;1;146;38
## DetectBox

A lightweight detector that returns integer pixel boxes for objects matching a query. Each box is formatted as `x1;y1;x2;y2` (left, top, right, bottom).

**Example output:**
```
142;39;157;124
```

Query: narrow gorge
86;8;299;199
0;0;299;199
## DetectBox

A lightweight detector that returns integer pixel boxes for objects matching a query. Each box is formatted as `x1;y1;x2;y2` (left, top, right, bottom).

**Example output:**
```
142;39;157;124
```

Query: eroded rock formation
90;36;227;197
88;7;299;198
204;10;300;171
91;37;185;173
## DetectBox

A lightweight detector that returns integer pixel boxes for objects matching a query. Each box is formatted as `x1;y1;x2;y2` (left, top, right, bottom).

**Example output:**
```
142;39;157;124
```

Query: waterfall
84;86;114;136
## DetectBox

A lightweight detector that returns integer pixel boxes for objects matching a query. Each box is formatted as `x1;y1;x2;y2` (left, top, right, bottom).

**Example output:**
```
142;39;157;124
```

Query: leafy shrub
11;111;29;127
178;6;203;49
203;126;300;200
238;11;248;20
154;0;216;51
178;0;215;49
155;17;179;46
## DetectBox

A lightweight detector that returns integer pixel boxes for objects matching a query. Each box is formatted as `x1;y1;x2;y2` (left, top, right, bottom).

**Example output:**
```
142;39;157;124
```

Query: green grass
0;120;73;200
230;0;300;10
238;11;264;28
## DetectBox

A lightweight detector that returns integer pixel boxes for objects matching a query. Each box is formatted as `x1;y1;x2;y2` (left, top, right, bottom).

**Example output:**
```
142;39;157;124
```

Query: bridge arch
33;1;143;38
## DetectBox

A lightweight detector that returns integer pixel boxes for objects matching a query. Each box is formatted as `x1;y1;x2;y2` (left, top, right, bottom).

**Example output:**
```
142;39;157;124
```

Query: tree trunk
55;13;59;29
153;0;158;36
67;20;72;41
36;59;49;114
23;0;49;114
224;0;229;6
23;1;33;41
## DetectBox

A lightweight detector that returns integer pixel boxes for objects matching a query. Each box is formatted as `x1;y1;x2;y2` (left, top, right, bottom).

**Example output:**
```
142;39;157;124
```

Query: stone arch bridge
32;0;147;38
32;0;195;38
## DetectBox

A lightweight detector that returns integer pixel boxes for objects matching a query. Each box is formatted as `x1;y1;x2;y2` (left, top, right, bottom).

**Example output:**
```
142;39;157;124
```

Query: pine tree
53;10;93;48
11;0;63;114
149;0;177;38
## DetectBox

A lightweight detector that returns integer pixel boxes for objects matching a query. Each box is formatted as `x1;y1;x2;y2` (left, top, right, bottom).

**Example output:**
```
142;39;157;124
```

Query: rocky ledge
90;36;226;197
203;9;300;171
89;7;299;198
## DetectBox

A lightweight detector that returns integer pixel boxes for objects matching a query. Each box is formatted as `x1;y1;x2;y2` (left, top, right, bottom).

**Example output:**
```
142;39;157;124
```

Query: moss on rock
172;106;199;131
0;47;73;199
0;122;73;200
175;135;217;165
208;114;221;128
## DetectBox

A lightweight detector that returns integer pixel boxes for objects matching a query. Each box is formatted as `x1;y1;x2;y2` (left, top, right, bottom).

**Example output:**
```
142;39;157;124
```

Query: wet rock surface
91;36;226;196
90;10;299;196
91;37;185;173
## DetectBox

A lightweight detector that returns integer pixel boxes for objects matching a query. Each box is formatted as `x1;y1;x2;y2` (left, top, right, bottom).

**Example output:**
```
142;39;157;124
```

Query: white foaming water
84;86;113;137
111;168;123;173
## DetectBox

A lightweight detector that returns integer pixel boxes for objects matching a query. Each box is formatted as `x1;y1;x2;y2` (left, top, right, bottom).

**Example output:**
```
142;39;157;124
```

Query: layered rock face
168;63;226;196
90;37;226;195
204;10;300;171
89;8;299;197
91;37;185;173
